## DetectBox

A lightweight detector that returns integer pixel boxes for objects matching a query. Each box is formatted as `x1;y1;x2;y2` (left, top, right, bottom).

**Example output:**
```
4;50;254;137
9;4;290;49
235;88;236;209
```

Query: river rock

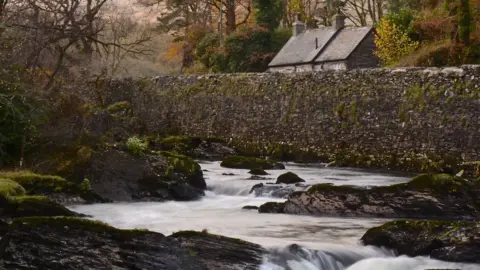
0;217;204;269
170;231;266;270
0;217;267;269
259;202;285;213
249;183;309;198
361;220;480;263
276;172;305;184
242;205;259;210
220;155;285;170
70;150;206;202
258;174;480;219
249;168;269;175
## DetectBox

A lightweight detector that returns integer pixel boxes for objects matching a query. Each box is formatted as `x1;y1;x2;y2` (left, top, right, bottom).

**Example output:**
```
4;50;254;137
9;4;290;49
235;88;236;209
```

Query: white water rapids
69;161;480;270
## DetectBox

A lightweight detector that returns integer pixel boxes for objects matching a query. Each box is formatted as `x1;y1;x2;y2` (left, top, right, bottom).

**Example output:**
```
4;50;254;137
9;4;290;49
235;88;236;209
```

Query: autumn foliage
374;18;420;66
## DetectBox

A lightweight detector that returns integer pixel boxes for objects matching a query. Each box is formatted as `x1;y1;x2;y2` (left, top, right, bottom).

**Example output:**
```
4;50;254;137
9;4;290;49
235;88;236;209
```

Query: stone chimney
332;13;346;30
292;13;306;37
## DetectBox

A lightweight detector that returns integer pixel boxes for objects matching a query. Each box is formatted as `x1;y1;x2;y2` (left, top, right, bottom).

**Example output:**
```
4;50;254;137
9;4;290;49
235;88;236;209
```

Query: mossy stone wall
97;65;480;171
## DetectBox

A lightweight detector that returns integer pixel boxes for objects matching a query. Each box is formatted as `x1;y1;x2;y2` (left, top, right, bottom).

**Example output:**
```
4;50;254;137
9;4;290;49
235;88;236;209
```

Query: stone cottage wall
347;31;380;69
99;66;480;171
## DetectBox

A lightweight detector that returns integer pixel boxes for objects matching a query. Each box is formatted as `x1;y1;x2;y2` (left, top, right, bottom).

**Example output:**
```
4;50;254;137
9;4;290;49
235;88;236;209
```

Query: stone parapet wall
99;65;480;171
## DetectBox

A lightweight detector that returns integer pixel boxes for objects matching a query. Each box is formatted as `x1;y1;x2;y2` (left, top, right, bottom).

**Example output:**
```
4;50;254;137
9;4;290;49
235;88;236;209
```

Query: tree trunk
225;0;236;34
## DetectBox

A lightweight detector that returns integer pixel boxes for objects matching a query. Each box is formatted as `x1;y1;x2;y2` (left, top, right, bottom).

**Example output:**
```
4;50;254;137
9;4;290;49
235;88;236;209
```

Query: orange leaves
161;42;184;63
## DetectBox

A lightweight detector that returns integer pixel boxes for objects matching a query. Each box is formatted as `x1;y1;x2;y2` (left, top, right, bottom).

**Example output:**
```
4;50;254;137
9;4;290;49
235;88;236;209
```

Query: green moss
0;171;70;194
126;136;148;156
366;219;471;236
11;216;149;238
220;155;284;170
159;151;201;176
0;178;26;197
307;174;471;195
76;146;94;164
387;173;468;194
334;102;347;120
81;103;101;117
7;195;76;218
349;100;358;124
158;136;200;152
79;178;92;192
106;101;131;114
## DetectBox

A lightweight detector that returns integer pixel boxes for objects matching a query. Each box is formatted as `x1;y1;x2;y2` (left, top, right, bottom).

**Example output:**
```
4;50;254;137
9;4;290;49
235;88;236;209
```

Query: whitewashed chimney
292;13;306;37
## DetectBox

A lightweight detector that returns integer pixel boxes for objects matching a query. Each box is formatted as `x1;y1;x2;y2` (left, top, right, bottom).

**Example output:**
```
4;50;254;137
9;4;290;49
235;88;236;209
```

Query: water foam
260;244;478;270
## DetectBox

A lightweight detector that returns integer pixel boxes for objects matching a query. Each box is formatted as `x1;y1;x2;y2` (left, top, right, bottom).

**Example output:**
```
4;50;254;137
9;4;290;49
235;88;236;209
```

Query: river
69;161;480;270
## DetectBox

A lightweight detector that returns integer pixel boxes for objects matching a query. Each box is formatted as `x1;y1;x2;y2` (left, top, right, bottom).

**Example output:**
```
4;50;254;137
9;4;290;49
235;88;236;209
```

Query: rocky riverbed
0;142;479;269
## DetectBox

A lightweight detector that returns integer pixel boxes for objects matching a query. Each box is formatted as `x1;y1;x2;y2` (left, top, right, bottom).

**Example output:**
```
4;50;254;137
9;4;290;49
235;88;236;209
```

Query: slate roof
269;26;373;67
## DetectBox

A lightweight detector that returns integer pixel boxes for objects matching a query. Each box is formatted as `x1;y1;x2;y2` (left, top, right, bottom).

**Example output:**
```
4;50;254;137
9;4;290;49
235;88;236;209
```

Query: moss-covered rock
259;173;480;219
6;196;77;218
158;136;202;152
170;230;265;270
0;193;78;219
0;178;26;197
220;155;285;170
1;216;203;269
0;171;101;205
70;150;204;202
248;168;269;175
10;216;145;237
258;202;285;213
276;172;305;184
160;151;206;190
0;171;70;194
361;220;480;263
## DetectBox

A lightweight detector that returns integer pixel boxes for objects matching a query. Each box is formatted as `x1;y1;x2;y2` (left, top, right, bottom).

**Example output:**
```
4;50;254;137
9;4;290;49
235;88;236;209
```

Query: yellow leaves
374;18;420;67
161;42;183;64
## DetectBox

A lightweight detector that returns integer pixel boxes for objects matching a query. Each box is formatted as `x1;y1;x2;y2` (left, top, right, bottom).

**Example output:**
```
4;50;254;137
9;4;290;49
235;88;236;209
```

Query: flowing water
69;161;480;270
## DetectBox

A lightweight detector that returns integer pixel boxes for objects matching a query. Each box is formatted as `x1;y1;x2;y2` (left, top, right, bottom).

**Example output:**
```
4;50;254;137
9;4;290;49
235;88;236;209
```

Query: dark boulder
0;218;267;270
249;183;264;194
70;150;205;202
248;168;269;175
242;205;259;210
0;217;204;269
258;202;285;213
170;230;265;270
0;196;79;219
249;183;309;198
276;172;305;184
258;174;480;219
361;220;480;263
220;155;285;170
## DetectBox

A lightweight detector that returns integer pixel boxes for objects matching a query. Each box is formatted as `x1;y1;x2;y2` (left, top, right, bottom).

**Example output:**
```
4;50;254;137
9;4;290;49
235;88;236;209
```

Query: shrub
79;178;92;192
126;136;148;156
375;18;420;66
384;8;416;36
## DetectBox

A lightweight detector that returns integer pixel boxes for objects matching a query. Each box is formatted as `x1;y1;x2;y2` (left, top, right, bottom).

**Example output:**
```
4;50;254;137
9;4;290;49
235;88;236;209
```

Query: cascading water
69;161;480;270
